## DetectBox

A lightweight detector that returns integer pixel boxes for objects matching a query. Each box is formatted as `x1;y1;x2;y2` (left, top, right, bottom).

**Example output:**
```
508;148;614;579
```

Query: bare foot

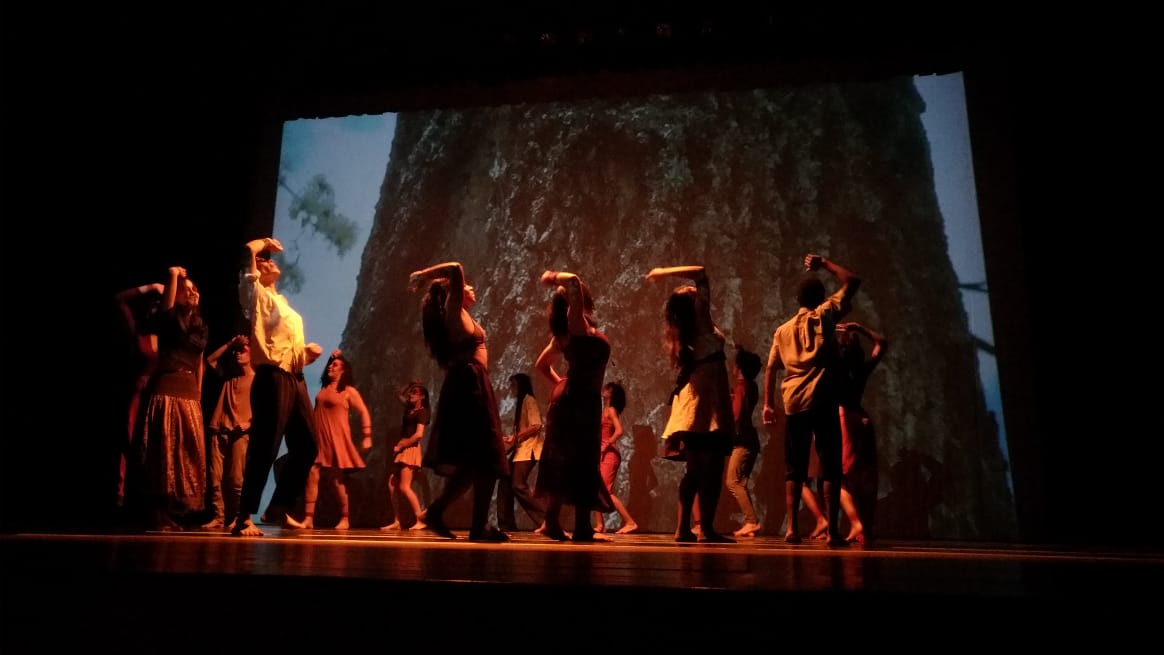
408;521;427;531
594;524;607;534
334;517;349;530
541;525;569;541
808;519;829;541
573;531;612;543
232;519;264;537
533;522;547;535
283;514;307;529
733;522;761;537
380;521;401;531
616;521;638;534
201;518;225;530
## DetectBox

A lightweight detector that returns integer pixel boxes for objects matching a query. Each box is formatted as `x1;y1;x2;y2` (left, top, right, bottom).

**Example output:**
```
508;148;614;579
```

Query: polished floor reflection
3;527;1161;650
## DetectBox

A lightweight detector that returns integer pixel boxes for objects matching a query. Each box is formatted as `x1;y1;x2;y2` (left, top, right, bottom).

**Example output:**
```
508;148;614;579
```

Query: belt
257;364;305;381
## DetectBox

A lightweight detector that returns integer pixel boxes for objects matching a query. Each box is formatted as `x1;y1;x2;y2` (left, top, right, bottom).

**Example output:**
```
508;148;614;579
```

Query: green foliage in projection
276;171;358;294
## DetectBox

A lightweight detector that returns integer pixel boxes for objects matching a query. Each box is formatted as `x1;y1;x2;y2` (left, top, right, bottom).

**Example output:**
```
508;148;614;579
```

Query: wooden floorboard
3;527;1161;650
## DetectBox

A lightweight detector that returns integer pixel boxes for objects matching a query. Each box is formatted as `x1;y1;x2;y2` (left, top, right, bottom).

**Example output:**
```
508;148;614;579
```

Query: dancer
408;261;509;542
299;350;372;529
201;334;254;530
381;380;429;531
114;282;162;510
124;266;208;531
496;373;546;532
762;253;860;546
835;321;887;545
594;382;638;534
646;265;735;543
727;347;763;538
534;270;615;542
232;237;323;537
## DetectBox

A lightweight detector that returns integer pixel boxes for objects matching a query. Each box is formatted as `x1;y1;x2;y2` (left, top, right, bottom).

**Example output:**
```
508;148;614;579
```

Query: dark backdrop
1;6;1155;547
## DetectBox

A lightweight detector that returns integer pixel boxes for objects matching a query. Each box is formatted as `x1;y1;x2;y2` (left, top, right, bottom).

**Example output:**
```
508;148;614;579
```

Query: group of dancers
118;236;885;545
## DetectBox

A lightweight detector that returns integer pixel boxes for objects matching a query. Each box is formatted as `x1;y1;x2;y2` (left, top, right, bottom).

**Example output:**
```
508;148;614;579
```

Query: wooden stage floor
4;526;1162;650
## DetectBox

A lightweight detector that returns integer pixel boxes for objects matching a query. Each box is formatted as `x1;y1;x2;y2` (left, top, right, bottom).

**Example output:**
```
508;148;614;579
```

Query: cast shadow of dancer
752;411;788;536
626;424;660;532
878;447;951;540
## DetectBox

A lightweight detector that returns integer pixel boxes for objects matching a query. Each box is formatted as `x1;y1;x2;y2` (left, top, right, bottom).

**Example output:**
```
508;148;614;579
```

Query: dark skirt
423;360;509;478
535;379;614;512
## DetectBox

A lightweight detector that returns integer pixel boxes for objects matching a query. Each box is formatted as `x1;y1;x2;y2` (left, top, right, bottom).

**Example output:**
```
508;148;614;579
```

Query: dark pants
497;458;545;529
239;365;318;518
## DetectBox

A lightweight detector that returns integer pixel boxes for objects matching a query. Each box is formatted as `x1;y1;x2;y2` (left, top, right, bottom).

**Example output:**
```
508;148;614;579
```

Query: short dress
394;406;428;468
314;385;366;470
661;329;735;459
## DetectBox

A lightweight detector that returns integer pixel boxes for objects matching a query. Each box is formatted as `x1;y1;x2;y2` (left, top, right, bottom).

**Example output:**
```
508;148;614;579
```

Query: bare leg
297;464;320;529
611;495;638;534
840;485;864;542
801;480;829;540
400;467;426;529
333;471;349;530
784;480;803;542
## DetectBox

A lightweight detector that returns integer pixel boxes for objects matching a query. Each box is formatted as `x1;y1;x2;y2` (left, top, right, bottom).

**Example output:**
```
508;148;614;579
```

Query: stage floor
4;526;1162;649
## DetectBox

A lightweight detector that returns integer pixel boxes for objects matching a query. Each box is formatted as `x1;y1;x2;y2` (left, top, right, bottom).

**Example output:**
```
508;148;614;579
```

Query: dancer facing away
496;373;547;532
298;350;372;530
381;380;429;531
201;334;254;530
646;265;735;543
533;270;615;542
834;321;887;545
727;346;763;538
408;261;510;542
114;282;162;510
763;253;860;546
232;237;323;537
594;382;639;534
124;266;208;531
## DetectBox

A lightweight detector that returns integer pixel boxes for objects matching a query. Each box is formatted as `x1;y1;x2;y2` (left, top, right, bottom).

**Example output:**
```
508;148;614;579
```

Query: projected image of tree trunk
340;76;1016;541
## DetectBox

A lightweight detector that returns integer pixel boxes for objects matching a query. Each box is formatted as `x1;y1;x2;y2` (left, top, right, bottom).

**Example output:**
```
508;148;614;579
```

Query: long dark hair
547;281;596;340
510;373;534;433
663;285;697;370
320;351;355;391
421;279;452;367
604;381;626;415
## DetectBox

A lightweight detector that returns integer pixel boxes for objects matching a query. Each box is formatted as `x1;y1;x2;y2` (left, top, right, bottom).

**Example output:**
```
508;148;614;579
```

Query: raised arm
243;237;283;276
116;283;163;334
161;267;186;311
409;261;468;334
540;270;588;336
805;254;861;306
646;265;713;330
206;335;247;372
